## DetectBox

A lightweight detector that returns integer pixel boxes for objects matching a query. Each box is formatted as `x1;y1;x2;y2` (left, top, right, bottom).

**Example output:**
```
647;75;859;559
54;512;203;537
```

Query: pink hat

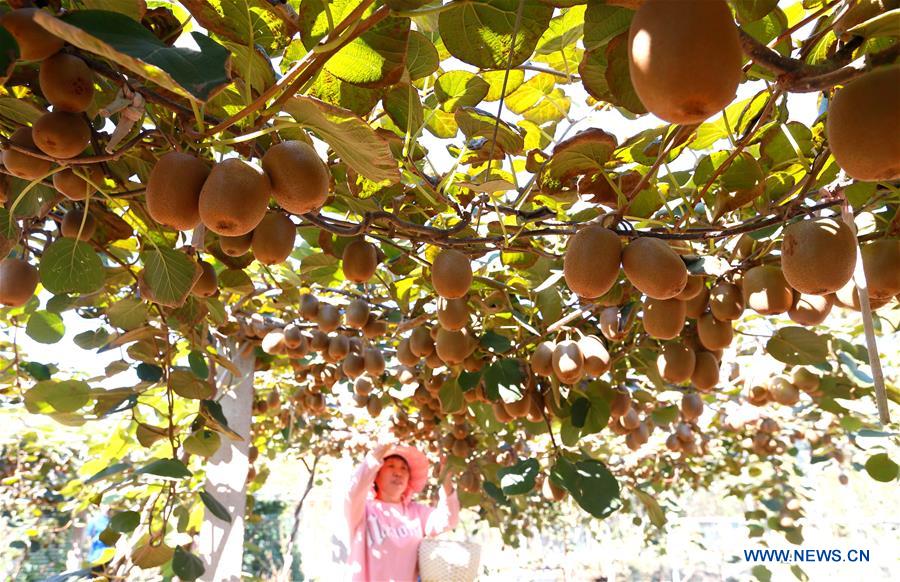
376;445;430;500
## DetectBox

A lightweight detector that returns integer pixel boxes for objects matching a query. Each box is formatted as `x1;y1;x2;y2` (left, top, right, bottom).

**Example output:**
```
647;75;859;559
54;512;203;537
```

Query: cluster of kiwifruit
746;367;822;408
627;0;900;182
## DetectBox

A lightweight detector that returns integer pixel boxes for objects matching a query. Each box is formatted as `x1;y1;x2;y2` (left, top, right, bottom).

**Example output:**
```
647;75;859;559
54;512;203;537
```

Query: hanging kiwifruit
431;249;472;299
791;368;820;392
826;65;900;182
0;8;64;61
656;342;695;384
396;338;419;367
691;351;720;392
742;265;794;315
709;281;744;321
52;166;103;201
676;275;705;301
642;297;686;339
628;0;742;124
770;377;800;406
218;232;254;257
684;285;710;319
39;52;95;113
2;127;52;180
60;208;95;240
199;158;271;236
681;393;703;421
299;293;319;320
316;303;341;332
410;326;435;358
552;340;584;385
563;225;622;298
579;335;610;376
697;312;733;350
610;390;631;417
252;211;296;265
861;238;900;299
437;296;469;331
32;111;91;159
346;298;370;329
531;340;555;377
260;140;329;215
342;239;378;283
145;152;210;231
364;348;386;376
191;261;218;298
781;217;856;295
788;293;833;326
0;258;39;307
622;237;688;299
435;328;471;365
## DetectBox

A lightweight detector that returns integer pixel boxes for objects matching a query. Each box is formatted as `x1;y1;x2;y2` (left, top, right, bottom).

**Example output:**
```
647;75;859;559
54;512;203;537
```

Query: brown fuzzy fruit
697;312;733;350
781;218;856;295
39;53;95;113
32;111;91;159
598;305;634;341
684;285;710;319
788;293;833;326
0;258;39;306
316;303;341;332
52;166;103;201
628;0;741;124
642;297;686;340
252;212;296;265
709;281;744;321
145;152;210;231
435;328;471;365
552;340;584;385
861;239;900;299
827;65;900;182
579;335;610;377
791;368;820;392
397;338;419;367
364;348;386;376
410;326;435;358
327;335;350;362
622;237;688;299
342;239;378;283
681;393;704;421
610;391;631;417
346;298;370;329
742;265;794;315
299;293;319;320
219;232;254;257
431;249;472;299
2;127;52;180
60;208;95;240
656;343;695;384
199;159;270;236
620;408;641;431
771;378;800;406
261;140;329;215
0;9;64;61
563;225;622;298
366;396;383;418
437;296;469;331
691;351;720;392
676;275;705;301
191;261;218;297
531;341;555;377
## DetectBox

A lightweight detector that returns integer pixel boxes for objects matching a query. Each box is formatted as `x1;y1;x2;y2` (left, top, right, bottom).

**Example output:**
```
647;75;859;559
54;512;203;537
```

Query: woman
345;443;459;581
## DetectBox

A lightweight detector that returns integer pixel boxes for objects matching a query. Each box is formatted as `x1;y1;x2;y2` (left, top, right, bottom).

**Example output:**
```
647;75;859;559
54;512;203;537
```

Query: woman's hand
371;443;392;462
439;453;454;494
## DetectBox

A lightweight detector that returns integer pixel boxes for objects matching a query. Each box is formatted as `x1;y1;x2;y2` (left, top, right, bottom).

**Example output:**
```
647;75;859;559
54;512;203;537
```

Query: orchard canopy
1;0;900;578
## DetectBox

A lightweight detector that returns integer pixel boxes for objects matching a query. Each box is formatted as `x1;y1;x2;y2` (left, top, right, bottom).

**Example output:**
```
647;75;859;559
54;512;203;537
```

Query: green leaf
483;358;525;402
766;327;829;365
479;330;512;354
326;15;410;87
73;328;110;350
39;238;105;295
0;25;19;83
33;10;231;101
458;370;482;391
650;404;679;426
218;268;255;293
864;452;899;482
200;400;244;440
435;71;490;112
199;490;232;523
284;96;400;184
543;128;617;185
169;369;216;400
140;247;201;308
22;361;52;381
25;311;65;345
846;9;900;39
109;510;140;533
136;363;163;383
25;380;91;414
455;107;525;155
137;458;193;480
734;0;779;23
582;3;632;50
439;380;465;415
0;98;42;127
183;429;221;458
189;350;209;379
752;565;772;582
603;33;646;115
482;481;509;505
438;0;554;69
482;69;526;102
406;30;439;80
550;457;620;519
498;458;539;495
107;297;149;331
571;397;590;428
85;462;130;485
633;489;667;529
172;546;205;580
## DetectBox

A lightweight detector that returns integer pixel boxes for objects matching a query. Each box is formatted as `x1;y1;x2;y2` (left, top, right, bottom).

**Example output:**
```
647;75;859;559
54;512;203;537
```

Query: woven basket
418;538;481;582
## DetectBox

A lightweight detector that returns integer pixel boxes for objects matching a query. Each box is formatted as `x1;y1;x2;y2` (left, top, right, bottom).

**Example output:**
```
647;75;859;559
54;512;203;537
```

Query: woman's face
375;455;410;502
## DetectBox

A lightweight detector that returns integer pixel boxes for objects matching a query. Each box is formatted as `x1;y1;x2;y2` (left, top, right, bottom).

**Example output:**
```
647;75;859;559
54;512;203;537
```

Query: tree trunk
198;340;255;581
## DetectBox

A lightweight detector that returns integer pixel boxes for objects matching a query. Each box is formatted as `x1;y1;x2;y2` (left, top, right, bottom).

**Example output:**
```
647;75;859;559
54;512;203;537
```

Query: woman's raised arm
344;444;390;530
424;475;460;536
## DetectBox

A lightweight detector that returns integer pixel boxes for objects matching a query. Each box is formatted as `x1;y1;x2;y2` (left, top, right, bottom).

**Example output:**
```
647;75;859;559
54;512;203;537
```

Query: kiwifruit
316;303;341;332
656;342;695;384
628;0;742;124
531;340;555;376
199;158;271;236
788;292;833;326
598;305;633;341
362;315;387;338
742;265;794;315
354;375;374;397
251;211;296;265
431;249;472;299
709;281;744;321
2;127;52;180
364;348;386;376
410;326;435;358
691;351;720;392
52;166;103;201
262;331;286;355
424;349;443;369
771;378;800;406
32;111;91;159
791;368;820;392
219;232;254;257
832;279;892;311
324;335;349;363
526;394;544;423
190;261;217;297
622;237;688;299
506;391;532;419
0;9;64;61
145;152;210;231
366;395;383;418
610;390;631;417
697;312;733;350
260;140;329;215
826;65;900;182
435;327;471;365
781;218;856;295
861;239;900;299
542;477;567;502
397;338;419;366
463;354;484;373
665;433;682;452
493;400;513;423
552;340;584;385
579;335;610;376
676;275;705;301
342;353;365;378
437;296;469;331
620;408;641;431
563;225;622;298
681;393;703;421
39;53;95;113
346;298;370;329
642;297;686;339
684;285;710;319
0;258;39;306
299;293;319;320
59;208;95;241
342;239;378;283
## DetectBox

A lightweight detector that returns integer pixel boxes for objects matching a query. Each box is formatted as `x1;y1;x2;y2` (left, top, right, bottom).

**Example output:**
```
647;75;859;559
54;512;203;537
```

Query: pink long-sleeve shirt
345;452;460;582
